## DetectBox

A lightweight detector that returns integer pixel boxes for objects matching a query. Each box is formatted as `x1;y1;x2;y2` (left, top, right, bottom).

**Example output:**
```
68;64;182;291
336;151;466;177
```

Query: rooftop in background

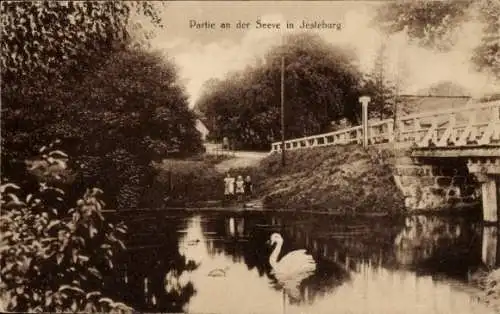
399;95;472;114
195;119;210;141
398;80;498;113
399;94;500;114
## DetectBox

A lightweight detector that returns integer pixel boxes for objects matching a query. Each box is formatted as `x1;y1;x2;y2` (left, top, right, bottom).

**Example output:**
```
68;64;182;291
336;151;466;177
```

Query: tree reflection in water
105;211;495;313
104;213;199;313
393;214;485;278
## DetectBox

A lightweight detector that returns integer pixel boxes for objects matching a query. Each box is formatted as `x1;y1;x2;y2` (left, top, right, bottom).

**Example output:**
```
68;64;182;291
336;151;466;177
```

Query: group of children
223;173;253;201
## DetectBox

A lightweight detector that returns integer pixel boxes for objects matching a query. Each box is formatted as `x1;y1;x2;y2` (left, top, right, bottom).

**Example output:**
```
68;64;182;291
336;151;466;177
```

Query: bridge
270;100;500;222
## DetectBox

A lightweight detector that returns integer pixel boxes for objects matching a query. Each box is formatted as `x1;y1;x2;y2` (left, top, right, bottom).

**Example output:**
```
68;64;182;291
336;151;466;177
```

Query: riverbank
148;152;263;208
148;155;228;207
250;144;405;213
471;268;500;313
484;269;500;312
149;144;407;213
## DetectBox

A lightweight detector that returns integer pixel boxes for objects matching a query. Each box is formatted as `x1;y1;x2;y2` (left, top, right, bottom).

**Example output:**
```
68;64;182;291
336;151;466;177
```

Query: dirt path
214;151;269;173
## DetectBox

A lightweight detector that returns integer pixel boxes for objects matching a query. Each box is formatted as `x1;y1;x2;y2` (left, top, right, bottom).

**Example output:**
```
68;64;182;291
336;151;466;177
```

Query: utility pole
394;52;400;140
279;29;286;168
394;39;406;141
281;54;285;167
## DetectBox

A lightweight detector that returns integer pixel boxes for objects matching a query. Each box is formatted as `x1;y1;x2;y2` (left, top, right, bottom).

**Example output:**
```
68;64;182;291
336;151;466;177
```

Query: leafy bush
0;147;130;313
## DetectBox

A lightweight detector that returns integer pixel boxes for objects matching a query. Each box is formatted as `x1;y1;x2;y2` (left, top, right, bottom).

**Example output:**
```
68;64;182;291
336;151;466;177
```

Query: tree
471;0;500;79
361;42;396;120
73;49;203;208
196;32;365;150
24;49;202;209
373;0;500;79
0;1;163;87
1;1;164;175
1;2;203;209
374;1;470;51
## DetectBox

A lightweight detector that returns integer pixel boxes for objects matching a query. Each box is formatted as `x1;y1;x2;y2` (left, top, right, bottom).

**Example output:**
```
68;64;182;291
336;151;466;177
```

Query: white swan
267;233;316;301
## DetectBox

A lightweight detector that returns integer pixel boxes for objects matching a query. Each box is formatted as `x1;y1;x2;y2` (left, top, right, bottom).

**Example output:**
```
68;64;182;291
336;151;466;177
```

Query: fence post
359;96;371;148
387;120;394;142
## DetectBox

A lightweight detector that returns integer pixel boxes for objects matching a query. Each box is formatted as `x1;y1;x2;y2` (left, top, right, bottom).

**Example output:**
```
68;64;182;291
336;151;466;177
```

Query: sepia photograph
1;0;499;313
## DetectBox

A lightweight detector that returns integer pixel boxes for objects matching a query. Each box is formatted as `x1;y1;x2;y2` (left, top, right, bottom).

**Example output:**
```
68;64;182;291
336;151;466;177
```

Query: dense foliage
1;1;203;208
1;1;162;85
196;33;364;150
0;147;129;313
373;0;500;79
52;48;202;208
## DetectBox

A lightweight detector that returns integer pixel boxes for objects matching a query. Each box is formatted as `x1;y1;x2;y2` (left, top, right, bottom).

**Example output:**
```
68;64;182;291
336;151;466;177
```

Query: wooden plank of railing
270;122;387;148
418;115;441;147
436;113;456;147
399;121;490;146
478;107;500;145
282;120;388;145
270;100;500;152
456;110;478;146
270;125;362;148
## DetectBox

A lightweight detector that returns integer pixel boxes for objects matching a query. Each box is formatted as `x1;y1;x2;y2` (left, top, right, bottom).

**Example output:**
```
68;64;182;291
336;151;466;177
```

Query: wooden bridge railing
270;100;500;153
398;100;500;147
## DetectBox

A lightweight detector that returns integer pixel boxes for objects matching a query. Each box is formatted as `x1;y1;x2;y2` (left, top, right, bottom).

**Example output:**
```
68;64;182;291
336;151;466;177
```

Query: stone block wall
393;157;481;210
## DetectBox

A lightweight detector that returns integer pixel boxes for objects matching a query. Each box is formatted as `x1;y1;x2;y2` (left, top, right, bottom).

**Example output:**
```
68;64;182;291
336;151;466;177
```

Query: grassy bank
147;155;227;207
148;154;257;208
147;144;405;213
249;144;405;213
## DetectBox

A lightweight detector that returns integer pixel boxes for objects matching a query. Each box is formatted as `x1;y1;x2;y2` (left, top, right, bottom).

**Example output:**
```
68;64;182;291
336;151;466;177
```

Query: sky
132;1;499;108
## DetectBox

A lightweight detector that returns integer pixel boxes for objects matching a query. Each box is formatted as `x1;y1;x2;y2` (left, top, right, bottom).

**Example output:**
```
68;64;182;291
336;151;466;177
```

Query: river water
104;210;498;314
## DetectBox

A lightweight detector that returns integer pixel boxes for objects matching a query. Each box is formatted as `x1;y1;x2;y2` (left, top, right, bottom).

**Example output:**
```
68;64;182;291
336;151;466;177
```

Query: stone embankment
393;156;481;210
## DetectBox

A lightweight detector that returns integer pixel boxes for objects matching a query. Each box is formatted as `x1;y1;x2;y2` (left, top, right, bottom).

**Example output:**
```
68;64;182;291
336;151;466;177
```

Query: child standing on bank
244;175;252;199
223;173;235;201
235;175;245;201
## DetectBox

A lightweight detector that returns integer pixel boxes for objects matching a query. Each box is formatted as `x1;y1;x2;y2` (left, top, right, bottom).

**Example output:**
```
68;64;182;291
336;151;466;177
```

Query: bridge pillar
394;156;481;210
482;226;498;267
479;176;498;223
468;159;500;223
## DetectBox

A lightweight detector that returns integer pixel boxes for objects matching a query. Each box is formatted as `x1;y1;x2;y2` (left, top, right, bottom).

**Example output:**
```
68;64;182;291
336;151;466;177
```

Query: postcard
1;1;498;313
